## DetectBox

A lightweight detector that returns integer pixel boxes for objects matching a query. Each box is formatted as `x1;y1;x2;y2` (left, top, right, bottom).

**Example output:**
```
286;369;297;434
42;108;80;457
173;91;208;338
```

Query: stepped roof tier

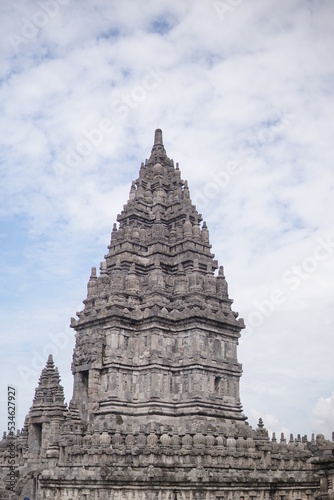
29;354;67;422
70;129;246;427
1;130;332;500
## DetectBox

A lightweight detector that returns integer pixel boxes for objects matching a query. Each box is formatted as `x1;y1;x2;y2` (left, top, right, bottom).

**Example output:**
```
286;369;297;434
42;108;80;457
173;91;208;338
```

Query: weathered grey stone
0;129;333;499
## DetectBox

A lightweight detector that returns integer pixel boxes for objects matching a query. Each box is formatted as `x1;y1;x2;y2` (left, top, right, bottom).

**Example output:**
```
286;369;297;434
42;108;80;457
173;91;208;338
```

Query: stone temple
1;129;333;499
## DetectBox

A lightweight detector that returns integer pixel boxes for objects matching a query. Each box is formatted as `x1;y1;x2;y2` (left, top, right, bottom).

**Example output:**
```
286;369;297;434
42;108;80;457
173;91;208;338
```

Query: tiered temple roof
70;128;246;425
0;129;333;500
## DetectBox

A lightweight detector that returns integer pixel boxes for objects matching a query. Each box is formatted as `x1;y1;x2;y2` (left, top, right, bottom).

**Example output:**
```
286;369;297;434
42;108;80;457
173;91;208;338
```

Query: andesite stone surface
0;130;333;500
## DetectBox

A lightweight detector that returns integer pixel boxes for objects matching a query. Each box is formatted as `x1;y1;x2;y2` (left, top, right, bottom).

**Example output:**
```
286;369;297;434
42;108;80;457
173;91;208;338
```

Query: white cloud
311;392;334;438
0;0;334;437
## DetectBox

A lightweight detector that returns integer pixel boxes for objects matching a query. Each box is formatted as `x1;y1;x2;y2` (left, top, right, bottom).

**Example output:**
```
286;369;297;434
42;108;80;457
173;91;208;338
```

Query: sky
0;0;333;440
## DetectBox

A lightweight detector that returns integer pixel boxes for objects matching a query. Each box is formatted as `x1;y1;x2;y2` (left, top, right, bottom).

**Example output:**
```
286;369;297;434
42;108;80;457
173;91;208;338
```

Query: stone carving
0;129;332;500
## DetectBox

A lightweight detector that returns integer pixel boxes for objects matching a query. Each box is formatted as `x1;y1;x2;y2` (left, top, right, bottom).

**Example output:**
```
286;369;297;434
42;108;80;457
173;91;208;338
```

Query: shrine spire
149;128;166;161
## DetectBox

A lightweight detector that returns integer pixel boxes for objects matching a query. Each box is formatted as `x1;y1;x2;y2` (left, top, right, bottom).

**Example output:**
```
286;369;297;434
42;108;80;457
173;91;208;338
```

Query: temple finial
150;128;166;160
154;128;163;145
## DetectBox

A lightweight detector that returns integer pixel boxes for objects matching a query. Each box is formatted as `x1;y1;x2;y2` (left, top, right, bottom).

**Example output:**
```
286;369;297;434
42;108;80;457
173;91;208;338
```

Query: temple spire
72;128;245;425
29;355;67;416
154;128;163;145
150;128;166;161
